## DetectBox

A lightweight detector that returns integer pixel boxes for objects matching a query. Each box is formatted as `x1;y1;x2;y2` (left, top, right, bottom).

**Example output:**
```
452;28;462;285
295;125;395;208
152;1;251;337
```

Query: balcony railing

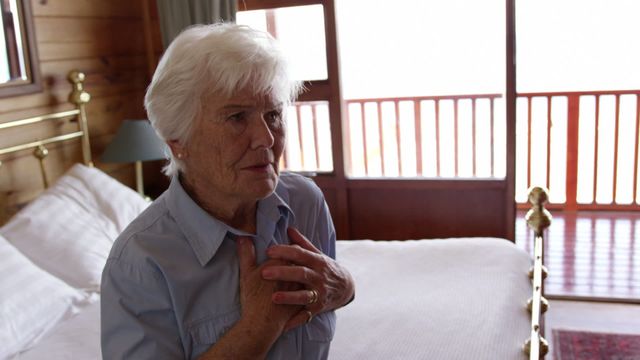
282;101;333;173
285;89;640;210
517;90;640;210
344;95;505;178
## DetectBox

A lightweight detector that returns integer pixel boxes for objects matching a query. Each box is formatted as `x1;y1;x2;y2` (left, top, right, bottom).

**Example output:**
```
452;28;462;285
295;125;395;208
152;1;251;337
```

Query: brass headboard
0;70;92;189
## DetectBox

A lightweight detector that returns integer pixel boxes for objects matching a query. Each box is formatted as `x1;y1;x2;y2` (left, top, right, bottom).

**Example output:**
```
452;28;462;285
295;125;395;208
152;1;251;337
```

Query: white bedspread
14;238;532;360
15;300;101;360
330;238;532;360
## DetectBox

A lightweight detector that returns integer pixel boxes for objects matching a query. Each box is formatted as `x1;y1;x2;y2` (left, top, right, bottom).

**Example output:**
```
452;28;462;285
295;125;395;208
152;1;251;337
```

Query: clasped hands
237;227;354;335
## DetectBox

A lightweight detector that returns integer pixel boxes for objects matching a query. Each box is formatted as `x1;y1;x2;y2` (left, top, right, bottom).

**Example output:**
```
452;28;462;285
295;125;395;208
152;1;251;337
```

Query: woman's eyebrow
267;102;284;111
220;104;252;110
219;101;283;111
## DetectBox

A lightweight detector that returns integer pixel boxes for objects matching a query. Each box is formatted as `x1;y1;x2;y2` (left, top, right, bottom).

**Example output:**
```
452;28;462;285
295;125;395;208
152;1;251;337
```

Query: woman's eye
266;111;283;125
227;112;245;122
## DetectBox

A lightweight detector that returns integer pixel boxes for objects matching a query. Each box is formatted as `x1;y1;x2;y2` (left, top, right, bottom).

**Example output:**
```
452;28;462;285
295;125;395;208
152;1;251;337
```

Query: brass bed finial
33;145;50;188
525;187;552;237
524;186;552;359
68;70;93;167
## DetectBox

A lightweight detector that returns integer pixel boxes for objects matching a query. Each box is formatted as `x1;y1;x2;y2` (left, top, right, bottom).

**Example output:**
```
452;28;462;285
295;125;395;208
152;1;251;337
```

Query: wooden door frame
506;0;516;240
238;0;351;238
238;0;516;241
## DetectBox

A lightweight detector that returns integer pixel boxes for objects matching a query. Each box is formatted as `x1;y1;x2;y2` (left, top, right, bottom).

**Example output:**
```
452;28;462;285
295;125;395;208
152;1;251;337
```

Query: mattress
329;238;532;360
14;238;532;360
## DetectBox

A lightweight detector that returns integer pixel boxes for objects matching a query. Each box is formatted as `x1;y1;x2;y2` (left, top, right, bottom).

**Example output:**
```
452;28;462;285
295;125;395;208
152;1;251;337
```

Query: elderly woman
101;23;354;359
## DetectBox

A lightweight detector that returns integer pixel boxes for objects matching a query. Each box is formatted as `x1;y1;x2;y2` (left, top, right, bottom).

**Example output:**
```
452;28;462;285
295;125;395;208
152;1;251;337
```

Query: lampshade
101;120;167;163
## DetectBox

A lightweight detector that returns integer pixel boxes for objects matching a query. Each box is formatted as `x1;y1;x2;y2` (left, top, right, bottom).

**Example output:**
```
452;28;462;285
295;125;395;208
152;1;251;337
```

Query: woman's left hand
262;227;355;332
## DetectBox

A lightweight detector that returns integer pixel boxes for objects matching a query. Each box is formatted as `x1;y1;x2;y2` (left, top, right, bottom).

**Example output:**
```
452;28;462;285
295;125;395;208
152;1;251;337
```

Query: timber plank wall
0;0;164;218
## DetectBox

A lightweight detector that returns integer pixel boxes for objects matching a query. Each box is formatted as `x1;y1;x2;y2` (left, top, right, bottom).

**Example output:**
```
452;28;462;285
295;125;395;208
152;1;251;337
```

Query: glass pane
517;0;640;93
237;5;328;81
1;0;29;83
336;0;506;179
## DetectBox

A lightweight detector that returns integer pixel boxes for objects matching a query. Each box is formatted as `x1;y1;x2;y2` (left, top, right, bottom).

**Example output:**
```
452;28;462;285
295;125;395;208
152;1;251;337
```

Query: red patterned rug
553;329;640;360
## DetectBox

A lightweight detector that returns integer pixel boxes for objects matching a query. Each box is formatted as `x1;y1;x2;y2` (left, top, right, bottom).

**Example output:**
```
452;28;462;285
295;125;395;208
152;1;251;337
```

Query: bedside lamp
101;119;167;197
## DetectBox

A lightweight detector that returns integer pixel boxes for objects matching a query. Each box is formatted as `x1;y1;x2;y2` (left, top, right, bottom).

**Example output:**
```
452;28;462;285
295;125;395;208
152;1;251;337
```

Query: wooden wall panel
41;55;148;75
0;0;163;218
347;187;507;240
1;92;146;143
32;0;142;18
40;40;146;61
0;73;147;113
36;18;145;43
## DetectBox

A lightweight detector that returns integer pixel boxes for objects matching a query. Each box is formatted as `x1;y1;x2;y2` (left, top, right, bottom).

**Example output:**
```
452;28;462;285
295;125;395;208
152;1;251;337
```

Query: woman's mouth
243;163;271;173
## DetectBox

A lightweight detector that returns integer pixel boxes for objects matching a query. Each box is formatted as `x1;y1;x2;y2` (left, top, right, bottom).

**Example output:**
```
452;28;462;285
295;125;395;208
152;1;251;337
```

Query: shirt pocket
188;307;241;346
305;310;336;342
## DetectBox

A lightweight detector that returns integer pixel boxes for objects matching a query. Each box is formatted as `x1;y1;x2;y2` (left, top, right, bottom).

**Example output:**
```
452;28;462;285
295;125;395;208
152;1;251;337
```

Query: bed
0;71;551;360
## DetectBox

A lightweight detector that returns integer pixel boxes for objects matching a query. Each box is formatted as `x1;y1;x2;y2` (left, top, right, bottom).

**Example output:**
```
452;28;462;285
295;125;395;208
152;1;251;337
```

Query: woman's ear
167;140;187;159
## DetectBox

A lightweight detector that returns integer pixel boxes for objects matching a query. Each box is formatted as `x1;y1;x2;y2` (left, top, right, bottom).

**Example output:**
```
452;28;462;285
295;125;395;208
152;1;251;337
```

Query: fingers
267;244;320;267
236;236;256;280
283;310;313;332
272;289;319;305
287;227;321;254
263;265;317;285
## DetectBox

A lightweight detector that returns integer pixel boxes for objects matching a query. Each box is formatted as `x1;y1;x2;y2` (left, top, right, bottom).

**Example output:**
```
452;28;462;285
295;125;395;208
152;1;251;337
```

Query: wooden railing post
565;95;580;211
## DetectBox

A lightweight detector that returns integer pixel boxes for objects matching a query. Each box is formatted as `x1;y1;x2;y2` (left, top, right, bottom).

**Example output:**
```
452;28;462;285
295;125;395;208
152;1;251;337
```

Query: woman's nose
249;116;276;149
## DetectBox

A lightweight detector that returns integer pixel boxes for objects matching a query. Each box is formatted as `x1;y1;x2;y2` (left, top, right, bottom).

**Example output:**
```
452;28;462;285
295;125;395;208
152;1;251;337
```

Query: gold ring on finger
307;289;319;305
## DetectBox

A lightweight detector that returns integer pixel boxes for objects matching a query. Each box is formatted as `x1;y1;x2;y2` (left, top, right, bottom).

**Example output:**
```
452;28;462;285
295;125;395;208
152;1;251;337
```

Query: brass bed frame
0;70;551;360
0;70;92;190
525;187;552;359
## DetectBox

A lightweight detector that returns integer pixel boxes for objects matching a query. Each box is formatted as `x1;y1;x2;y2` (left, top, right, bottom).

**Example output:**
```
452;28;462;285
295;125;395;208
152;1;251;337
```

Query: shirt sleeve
317;198;336;260
304;178;336;260
101;258;184;360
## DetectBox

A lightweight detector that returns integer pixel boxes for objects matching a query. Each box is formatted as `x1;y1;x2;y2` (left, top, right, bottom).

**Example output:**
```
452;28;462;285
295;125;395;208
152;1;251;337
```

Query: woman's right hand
236;236;302;337
198;237;300;359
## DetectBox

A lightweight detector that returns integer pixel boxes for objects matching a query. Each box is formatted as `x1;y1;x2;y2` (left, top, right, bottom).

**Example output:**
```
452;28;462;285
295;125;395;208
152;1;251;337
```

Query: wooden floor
515;211;640;302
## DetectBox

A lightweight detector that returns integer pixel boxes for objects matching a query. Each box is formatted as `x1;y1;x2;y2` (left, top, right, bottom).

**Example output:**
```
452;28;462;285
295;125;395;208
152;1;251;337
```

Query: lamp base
135;161;144;197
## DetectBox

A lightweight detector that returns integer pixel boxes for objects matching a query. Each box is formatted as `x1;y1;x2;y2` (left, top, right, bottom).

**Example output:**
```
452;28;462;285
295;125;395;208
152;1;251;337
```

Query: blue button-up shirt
101;173;336;359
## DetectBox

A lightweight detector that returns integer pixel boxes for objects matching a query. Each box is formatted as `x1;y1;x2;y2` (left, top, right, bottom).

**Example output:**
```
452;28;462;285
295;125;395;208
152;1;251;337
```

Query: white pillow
0;164;149;291
0;234;91;358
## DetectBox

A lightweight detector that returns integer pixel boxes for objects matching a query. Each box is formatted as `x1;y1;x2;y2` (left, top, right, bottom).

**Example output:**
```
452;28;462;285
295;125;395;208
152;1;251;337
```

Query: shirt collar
165;175;293;267
258;187;293;225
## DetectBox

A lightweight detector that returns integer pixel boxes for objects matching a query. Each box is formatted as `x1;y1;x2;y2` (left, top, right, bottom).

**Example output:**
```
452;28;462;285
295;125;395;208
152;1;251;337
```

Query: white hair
144;23;302;176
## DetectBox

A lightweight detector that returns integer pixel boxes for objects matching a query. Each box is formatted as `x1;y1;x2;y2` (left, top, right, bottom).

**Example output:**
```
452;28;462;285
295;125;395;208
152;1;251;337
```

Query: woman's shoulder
277;172;324;204
107;195;177;263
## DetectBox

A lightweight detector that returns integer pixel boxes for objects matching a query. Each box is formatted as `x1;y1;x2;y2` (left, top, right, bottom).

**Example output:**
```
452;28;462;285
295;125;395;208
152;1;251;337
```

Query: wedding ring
307;289;319;304
305;310;313;324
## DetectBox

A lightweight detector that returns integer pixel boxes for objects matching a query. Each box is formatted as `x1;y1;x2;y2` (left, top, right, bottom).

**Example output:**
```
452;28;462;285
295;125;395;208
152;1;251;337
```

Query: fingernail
263;269;274;278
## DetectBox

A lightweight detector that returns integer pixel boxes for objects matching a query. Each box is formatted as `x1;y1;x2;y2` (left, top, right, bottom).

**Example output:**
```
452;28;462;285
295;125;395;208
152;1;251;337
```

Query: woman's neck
179;174;257;234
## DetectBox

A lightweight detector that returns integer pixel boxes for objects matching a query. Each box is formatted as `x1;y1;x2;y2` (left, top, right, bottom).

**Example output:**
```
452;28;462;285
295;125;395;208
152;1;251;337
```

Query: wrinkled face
174;88;286;204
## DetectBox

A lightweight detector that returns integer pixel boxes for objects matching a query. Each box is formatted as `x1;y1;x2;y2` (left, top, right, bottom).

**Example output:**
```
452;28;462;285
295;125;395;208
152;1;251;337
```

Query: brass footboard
524;187;552;359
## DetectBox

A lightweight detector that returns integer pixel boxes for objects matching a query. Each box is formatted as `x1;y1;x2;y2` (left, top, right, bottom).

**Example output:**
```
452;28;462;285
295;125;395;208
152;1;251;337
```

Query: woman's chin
243;175;278;200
